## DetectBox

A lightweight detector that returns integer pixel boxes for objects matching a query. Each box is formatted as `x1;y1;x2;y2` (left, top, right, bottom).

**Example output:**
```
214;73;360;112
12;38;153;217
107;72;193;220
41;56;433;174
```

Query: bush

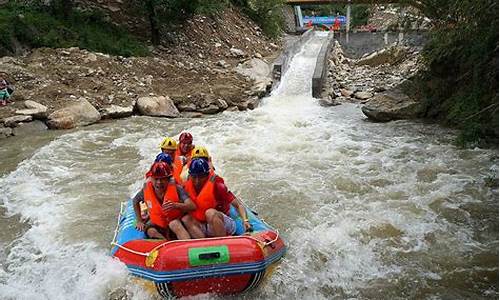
0;3;149;57
412;0;498;146
236;0;284;38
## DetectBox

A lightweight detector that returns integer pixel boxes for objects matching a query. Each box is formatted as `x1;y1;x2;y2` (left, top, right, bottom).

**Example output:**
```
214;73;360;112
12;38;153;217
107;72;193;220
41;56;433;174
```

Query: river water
0;33;498;300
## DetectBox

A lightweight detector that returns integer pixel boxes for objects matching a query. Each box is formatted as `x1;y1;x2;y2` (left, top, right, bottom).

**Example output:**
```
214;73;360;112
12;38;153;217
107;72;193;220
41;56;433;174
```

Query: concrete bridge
285;0;407;36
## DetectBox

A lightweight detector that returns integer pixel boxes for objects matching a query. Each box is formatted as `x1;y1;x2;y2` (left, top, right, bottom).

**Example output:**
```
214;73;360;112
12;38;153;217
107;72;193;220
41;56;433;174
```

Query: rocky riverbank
320;39;426;121
0;7;280;139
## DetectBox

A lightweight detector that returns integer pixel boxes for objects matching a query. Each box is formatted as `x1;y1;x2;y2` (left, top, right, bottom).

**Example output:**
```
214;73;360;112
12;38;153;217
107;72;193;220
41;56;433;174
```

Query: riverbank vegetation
0;0;284;57
406;0;498;146
0;2;149;57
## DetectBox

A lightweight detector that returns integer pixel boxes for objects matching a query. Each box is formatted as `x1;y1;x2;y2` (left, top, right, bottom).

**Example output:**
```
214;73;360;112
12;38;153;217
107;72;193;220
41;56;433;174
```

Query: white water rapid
0;32;497;299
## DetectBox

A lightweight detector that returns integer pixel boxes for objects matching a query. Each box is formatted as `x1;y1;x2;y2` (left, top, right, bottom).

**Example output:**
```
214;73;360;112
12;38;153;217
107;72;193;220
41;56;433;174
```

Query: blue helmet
189;158;210;177
155;152;173;165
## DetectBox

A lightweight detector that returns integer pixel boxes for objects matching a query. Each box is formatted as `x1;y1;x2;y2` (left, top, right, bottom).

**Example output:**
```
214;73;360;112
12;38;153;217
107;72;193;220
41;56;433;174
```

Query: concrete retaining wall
312;32;334;98
335;31;427;58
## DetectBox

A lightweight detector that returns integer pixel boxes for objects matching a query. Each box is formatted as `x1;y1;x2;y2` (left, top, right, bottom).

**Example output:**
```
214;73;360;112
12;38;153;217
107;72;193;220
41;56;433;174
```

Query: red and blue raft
110;200;286;298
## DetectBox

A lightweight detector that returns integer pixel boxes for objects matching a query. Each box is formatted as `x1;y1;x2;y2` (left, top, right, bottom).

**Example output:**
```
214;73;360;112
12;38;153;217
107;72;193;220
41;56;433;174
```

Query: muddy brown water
0;33;497;299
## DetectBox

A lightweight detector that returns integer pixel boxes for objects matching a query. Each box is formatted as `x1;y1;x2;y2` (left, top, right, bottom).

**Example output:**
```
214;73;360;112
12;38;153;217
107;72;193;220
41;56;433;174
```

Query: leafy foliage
0;2;149;56
407;0;498;146
232;0;284;38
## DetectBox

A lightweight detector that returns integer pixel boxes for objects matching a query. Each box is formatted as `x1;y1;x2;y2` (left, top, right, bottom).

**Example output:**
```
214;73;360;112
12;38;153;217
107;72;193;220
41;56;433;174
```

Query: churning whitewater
0;32;497;299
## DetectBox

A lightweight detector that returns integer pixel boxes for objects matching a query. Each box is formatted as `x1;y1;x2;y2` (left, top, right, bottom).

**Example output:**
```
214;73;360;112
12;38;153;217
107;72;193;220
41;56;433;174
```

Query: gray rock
47;98;101;129
25;100;47;110
247;97;260;110
236;101;249;111
361;88;425;122
18;101;48;118
340;88;354;98
215;98;228;110
100;105;133;119
12;120;48;136
235;58;270;82
136;96;180;118
199;104;220;114
230;47;245;57
177;103;197;112
354;91;374;100
226;106;239;112
3;115;33;127
15;108;48;119
181;112;204;118
319;98;341;107
0;126;13;138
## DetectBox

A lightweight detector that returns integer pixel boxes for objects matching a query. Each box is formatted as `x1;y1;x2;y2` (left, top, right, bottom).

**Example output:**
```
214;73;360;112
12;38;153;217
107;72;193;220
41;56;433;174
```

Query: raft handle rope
111;201;281;257
111;202;152;256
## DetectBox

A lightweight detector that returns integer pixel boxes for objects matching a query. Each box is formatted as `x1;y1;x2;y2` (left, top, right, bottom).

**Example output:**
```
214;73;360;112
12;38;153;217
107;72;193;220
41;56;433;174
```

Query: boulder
15;108;47;119
236;101;249;111
25;100;48;110
181;112;204;118
340;88;354;98
226;106;239;112
136;96;180;117
3;115;33;127
177;103;197;112
47;98;101;129
100;105;134;119
215;98;228;110
361;88;425;122
357;46;408;67
0;126;12;139
354;91;374;100
247;97;260;110
230;47;245;57
199;104;220;114
319;98;341;107
16;100;48;119
235;58;271;81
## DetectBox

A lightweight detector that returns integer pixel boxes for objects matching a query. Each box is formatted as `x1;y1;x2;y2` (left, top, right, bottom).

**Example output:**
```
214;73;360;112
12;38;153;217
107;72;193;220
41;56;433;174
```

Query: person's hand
162;201;177;212
243;219;252;232
136;219;146;231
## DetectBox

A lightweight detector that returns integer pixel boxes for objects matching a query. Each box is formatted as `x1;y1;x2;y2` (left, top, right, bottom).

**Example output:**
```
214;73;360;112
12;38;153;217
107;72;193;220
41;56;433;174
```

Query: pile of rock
322;41;426;121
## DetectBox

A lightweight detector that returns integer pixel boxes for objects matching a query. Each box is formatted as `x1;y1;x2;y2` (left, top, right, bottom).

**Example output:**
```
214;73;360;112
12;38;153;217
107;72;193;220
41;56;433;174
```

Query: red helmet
179;132;193;144
149;162;171;179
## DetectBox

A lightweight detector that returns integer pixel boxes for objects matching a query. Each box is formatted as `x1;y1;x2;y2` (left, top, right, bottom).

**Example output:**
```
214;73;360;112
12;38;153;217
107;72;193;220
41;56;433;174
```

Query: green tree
404;0;498;145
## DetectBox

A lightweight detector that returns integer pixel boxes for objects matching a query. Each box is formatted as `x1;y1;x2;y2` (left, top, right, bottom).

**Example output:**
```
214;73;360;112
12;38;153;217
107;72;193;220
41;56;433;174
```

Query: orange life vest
172;156;186;184
144;181;182;228
184;174;217;222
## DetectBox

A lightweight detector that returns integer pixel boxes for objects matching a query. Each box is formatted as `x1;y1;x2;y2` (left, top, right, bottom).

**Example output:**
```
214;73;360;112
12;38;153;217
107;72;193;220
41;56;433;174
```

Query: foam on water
0;32;497;299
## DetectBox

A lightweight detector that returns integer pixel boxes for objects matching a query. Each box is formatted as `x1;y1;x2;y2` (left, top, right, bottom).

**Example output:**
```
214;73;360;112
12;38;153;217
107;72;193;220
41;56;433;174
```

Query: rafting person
133;162;196;240
181;158;251;238
179;145;214;183
173;132;195;184
159;137;177;161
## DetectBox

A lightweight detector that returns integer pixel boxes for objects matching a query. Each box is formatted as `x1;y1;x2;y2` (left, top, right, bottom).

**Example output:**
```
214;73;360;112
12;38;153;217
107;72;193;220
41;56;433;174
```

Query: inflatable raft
110;200;286;298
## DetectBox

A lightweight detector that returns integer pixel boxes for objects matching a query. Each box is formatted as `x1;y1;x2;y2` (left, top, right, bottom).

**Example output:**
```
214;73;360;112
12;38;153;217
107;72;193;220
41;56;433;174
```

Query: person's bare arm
132;190;146;231
231;198;251;231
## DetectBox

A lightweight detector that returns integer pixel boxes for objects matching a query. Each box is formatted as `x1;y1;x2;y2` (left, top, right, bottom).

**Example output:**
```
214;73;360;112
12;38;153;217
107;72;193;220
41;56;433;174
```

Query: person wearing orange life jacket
173;132;195;184
133;162;196;240
144;152;173;179
159;137;177;164
179;145;215;183
181;158;252;238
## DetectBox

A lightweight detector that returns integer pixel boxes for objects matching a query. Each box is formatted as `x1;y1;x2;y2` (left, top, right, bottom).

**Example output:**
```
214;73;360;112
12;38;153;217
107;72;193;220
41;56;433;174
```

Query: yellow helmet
159;137;177;150
191;145;209;159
